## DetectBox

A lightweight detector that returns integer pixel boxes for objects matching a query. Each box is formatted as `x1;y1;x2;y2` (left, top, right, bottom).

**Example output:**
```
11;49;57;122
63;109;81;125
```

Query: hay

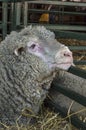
58;38;86;46
0;107;77;130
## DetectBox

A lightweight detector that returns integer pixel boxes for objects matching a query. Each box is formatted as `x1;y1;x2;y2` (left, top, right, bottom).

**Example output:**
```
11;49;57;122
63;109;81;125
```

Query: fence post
2;2;8;39
16;2;21;26
23;1;28;27
10;1;17;31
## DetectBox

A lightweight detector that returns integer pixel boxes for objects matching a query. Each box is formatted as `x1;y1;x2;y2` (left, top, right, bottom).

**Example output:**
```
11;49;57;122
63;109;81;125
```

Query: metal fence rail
45;66;86;130
0;0;86;65
0;0;86;37
45;99;86;130
0;0;86;64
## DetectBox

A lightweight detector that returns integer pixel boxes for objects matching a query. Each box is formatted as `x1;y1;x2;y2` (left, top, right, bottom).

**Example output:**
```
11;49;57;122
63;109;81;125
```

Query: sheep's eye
30;44;36;49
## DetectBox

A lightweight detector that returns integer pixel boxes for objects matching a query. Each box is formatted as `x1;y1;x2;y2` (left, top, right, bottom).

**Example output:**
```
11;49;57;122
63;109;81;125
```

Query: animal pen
0;0;86;129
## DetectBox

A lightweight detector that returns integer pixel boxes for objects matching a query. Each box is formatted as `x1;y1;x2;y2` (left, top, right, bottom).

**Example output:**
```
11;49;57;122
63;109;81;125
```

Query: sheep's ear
14;47;25;56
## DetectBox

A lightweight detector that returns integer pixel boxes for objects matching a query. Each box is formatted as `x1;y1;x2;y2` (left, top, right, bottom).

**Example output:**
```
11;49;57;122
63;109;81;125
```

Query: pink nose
63;51;72;58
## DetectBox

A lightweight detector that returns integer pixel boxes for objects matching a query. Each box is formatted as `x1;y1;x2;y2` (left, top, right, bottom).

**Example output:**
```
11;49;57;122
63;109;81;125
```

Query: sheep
0;25;73;126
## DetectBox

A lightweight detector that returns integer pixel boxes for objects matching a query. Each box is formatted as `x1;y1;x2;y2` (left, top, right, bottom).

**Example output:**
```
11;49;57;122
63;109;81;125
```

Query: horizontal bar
28;23;86;31
55;30;86;40
16;25;86;40
74;60;86;65
68;66;86;79
51;82;86;106
0;0;86;7
69;46;86;50
27;1;86;7
28;9;86;16
45;24;86;31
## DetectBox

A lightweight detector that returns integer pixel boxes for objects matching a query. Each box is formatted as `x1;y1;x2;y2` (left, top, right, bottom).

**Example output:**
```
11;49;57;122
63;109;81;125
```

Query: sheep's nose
55;47;73;60
60;46;73;58
63;50;72;58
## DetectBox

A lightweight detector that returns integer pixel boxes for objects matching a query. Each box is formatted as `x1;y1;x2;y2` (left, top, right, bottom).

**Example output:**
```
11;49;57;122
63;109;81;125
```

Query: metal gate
0;0;86;65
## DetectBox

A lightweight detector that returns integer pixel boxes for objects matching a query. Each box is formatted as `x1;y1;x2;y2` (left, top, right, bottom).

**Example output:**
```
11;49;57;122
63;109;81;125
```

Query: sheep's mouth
56;62;74;70
50;61;74;70
51;61;73;66
60;61;75;65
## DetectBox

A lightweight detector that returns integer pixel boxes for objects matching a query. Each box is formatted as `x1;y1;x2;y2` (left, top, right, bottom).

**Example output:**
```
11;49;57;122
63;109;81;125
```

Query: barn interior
0;0;86;130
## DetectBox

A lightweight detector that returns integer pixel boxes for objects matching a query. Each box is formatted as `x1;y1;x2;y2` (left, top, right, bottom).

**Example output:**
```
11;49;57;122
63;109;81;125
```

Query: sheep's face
26;36;73;70
14;26;73;71
15;34;73;71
